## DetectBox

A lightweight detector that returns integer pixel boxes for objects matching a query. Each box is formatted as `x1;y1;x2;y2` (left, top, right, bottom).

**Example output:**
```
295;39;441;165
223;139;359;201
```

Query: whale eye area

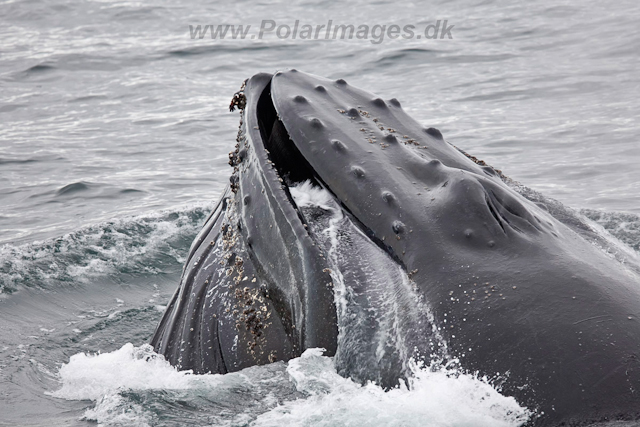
491;190;524;220
485;194;506;233
484;187;539;233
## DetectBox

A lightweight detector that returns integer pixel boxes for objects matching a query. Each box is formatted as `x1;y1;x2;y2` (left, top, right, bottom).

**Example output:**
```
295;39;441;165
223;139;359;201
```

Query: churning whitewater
52;340;531;426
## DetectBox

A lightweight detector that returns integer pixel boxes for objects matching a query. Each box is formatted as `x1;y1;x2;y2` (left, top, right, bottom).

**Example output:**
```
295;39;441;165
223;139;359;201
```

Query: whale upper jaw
253;69;555;262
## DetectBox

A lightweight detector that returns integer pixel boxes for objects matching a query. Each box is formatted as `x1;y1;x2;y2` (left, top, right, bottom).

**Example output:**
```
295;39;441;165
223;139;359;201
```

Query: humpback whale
151;70;640;426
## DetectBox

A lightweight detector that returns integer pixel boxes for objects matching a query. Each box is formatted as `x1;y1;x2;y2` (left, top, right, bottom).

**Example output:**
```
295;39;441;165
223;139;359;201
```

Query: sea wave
0;203;213;294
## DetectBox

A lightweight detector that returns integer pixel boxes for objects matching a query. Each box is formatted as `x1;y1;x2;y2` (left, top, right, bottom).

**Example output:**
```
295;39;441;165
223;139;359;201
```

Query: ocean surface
1;0;639;425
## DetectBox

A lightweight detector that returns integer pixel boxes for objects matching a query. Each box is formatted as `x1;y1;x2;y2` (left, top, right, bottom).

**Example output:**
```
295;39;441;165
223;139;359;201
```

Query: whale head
156;69;640;426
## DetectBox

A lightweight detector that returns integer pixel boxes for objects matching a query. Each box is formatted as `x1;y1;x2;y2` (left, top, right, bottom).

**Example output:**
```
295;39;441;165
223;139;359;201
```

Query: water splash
258;349;531;427
50;344;531;427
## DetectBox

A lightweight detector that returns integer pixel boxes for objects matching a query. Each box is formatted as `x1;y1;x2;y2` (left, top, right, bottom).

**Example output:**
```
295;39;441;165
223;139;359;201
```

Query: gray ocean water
1;0;639;425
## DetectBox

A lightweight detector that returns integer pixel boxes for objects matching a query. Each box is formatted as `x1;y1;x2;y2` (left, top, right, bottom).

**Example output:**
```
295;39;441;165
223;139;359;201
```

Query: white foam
49;343;219;402
49;344;531;427
256;349;531;427
289;180;334;210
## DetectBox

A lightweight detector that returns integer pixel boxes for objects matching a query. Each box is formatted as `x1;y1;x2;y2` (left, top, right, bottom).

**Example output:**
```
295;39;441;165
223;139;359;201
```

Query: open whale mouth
254;80;405;264
255;80;328;237
257;81;318;187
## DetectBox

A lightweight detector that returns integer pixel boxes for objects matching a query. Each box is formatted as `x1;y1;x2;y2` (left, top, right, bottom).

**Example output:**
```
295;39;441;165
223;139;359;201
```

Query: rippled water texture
0;0;639;425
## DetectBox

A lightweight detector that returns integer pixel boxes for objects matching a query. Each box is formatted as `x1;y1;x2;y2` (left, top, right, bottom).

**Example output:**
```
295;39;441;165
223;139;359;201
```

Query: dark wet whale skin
151;73;337;375
152;70;640;426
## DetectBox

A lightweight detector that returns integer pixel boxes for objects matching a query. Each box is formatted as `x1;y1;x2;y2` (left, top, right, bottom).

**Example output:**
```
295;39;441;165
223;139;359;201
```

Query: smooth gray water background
0;0;639;425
